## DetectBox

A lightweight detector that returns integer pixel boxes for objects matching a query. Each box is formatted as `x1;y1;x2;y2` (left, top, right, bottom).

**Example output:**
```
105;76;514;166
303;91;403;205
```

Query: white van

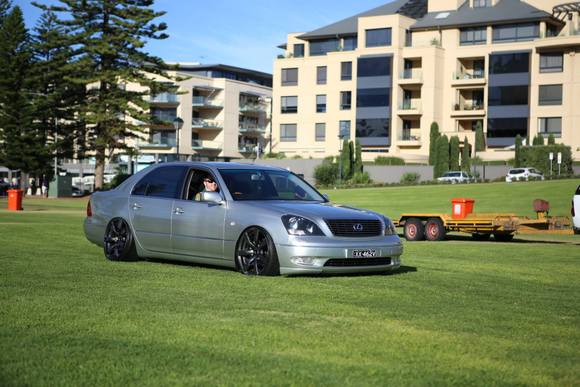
573;185;580;233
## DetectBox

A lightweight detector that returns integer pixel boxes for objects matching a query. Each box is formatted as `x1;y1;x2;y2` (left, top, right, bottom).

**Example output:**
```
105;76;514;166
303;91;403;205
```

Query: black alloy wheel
404;218;425;241
425;218;446;241
235;227;280;276
104;218;138;261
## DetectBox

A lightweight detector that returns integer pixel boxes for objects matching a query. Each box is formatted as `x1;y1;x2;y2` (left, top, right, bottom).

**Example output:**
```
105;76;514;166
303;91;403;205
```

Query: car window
576;185;580;195
509;169;524;175
131;166;188;199
183;168;221;201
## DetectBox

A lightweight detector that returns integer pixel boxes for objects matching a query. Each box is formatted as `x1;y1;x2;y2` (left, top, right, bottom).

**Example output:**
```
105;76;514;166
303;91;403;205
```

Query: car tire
403;218;424;241
472;233;491;241
104;218;139;261
494;233;514;242
425;218;446;241
235;227;280;276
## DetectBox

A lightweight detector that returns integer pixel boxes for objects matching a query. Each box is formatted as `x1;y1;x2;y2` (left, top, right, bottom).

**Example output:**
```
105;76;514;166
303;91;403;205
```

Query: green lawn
1;180;579;386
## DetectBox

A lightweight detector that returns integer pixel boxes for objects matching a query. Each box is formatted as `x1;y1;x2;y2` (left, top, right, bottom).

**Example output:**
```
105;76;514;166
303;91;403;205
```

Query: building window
343;36;357;51
357;56;391;77
488;86;529;106
315;123;326;141
341;62;352;80
317;66;327;85
293;44;304;58
460;27;486;45
309;38;339;56
487;118;528;139
492;23;539;43
340;91;351;110
280;124;297;142
489;53;529;74
356;119;390;142
339;120;351;139
151;107;177;123
281;96;298;114
540;53;563;73
539;84;562;106
405;29;412;47
316;95;326;113
366;28;392;47
281;68;298;86
538;117;562;137
473;0;491;7
357;88;390;107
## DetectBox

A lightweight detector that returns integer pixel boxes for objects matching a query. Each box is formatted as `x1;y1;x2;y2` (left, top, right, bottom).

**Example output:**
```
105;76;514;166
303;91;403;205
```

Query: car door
171;168;227;261
129;165;188;254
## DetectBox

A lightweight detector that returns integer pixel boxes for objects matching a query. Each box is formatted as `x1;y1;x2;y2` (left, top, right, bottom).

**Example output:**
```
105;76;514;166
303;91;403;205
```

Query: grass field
1;180;579;386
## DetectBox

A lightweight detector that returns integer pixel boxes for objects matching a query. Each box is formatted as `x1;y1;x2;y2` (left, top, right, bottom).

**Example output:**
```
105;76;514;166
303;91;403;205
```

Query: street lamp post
173;117;184;161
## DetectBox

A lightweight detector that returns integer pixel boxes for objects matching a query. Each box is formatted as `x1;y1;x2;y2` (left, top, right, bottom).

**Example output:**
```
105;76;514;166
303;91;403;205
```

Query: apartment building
272;0;580;162
130;63;272;170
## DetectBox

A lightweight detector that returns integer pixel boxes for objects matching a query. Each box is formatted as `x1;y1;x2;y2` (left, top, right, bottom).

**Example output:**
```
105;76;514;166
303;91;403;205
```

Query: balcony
192;96;223;109
397;101;422;116
192;119;223;130
451;71;486;87
147;93;179;105
398;69;423;85
397;134;422;147
239;144;257;153
240;103;267;114
536;26;580;49
191;140;222;151
138;139;176;149
239;125;267;135
451;102;485;117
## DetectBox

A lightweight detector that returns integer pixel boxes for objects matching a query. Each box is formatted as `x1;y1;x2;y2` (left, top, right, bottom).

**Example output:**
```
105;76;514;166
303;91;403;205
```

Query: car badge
353;223;364;232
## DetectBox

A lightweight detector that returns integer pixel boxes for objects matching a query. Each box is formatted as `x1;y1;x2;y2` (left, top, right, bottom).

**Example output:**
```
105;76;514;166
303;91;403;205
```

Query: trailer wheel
404;218;425;241
494;233;514;242
425;218;446;241
472;233;491;241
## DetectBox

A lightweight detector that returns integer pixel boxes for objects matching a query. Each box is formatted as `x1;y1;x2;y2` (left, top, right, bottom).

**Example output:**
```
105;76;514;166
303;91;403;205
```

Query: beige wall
272;1;580;162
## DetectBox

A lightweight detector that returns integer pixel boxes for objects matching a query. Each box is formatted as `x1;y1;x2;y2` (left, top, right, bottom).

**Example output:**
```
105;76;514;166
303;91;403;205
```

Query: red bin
7;189;23;211
451;198;474;219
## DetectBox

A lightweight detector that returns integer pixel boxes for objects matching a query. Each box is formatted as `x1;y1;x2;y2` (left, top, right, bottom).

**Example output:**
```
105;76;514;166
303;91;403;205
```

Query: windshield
218;169;326;202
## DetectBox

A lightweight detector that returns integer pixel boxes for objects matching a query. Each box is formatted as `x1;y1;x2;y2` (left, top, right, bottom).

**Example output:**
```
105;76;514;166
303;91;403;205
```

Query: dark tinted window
357;88;390;107
460;27;486;45
366;28;391;47
281;96;297;113
281;68;298;86
343;36;357;51
341;62;352;80
132;166;187;199
487;118;528;138
539;84;562;105
540;53;563;73
492;23;539;43
293;44;304;58
316;66;327;84
488;86;529;105
357;56;391;77
310;38;339;56
490;53;529;74
356;118;390;139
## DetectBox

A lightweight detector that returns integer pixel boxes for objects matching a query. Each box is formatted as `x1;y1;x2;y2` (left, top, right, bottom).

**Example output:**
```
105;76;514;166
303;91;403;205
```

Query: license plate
352;249;377;258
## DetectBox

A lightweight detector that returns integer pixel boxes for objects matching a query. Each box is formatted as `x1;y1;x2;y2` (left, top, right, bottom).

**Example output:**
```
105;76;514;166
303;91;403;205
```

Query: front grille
324;258;391;267
325;219;382;237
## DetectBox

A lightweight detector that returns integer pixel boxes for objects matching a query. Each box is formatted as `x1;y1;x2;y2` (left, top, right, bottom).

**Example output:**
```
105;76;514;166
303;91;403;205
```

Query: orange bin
451;198;474;219
7;189;23;211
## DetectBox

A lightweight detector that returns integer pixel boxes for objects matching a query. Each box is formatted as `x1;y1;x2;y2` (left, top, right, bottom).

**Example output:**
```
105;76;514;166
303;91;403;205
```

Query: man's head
203;176;218;192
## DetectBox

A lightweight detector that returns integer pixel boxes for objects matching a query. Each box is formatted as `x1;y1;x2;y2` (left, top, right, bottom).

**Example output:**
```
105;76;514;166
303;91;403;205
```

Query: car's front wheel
235;227;280;276
104;218;138;261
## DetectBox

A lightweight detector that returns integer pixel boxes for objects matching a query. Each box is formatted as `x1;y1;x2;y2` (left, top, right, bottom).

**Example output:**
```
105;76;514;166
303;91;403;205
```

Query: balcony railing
192;140;222;151
239;144;257;153
240;103;266;113
453;71;485;80
139;139;176;148
239;125;266;134
399;134;421;142
192;119;223;129
399;69;423;80
398;101;422;112
453;102;484;111
148;93;178;104
192;96;223;108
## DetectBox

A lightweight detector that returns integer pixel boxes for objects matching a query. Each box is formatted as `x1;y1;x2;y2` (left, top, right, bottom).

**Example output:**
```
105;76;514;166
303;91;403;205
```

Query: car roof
156;161;287;172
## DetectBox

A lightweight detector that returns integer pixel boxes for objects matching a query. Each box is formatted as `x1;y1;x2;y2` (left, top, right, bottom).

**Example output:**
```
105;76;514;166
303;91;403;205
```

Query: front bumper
276;235;403;275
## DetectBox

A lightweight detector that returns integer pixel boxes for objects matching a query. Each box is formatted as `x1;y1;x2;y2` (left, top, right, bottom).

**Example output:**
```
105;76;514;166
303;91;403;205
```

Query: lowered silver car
84;162;403;276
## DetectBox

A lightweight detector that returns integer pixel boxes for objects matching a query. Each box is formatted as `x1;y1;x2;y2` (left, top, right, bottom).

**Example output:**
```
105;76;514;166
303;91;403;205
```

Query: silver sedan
84;162;403;276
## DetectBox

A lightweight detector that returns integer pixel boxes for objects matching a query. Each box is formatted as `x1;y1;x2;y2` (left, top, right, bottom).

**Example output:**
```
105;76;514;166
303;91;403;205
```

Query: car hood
236;201;384;221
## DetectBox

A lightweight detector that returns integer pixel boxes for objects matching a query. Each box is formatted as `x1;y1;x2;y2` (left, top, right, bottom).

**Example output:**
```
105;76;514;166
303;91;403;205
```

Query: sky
16;0;393;74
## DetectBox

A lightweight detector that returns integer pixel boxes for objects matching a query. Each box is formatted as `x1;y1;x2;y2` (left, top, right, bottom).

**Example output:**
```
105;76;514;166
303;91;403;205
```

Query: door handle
132;203;142;210
174;207;184;215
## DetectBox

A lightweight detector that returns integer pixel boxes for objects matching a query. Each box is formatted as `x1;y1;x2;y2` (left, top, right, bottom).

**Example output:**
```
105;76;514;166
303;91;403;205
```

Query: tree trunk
94;148;106;190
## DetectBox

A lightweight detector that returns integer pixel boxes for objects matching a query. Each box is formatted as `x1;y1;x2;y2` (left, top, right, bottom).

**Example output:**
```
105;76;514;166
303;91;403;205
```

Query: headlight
382;216;397;236
281;215;324;236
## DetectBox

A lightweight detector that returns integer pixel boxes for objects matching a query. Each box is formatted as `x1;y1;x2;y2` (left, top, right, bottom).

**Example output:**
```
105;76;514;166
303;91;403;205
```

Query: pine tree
0;6;38;184
475;121;485;152
547;133;555;145
537;133;545;145
514;134;522;168
429;121;440;165
35;0;176;189
434;135;449;178
340;139;351;180
449;136;460;171
354;139;363;174
462;137;471;172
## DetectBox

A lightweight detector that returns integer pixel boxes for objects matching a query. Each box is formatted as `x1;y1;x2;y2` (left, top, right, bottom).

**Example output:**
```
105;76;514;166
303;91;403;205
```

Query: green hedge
374;156;405;166
519;144;573;175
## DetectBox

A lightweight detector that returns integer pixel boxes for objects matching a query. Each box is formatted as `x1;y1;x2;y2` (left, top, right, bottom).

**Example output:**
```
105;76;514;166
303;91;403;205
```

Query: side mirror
200;191;223;204
322;193;329;201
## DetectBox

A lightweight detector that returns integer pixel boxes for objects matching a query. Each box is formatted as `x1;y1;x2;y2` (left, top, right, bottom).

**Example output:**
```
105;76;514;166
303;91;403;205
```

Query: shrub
374;156;405;166
449;136;460;170
314;163;338;186
475;121;485;152
434;135;449;178
349;171;371;185
264;152;286;159
400;172;420;185
291;155;303;159
429;122;440;166
519;144;573;175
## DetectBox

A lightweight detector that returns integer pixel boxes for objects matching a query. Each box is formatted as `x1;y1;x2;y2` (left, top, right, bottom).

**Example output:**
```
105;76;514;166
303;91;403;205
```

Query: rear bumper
84;217;105;247
276;236;403;275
